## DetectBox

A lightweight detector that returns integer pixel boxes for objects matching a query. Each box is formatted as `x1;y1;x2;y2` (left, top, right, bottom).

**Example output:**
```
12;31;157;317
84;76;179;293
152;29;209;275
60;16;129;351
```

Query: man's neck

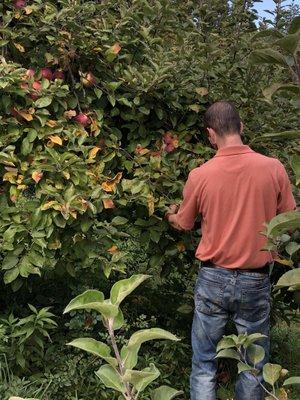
217;134;243;150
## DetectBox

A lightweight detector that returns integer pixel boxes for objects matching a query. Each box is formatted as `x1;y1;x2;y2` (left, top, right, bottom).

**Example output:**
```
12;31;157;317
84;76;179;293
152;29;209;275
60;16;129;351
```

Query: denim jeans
190;266;270;400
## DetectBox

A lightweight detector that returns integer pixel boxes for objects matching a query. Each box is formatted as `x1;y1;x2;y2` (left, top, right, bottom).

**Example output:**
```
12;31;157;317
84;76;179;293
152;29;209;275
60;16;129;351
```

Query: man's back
176;145;296;268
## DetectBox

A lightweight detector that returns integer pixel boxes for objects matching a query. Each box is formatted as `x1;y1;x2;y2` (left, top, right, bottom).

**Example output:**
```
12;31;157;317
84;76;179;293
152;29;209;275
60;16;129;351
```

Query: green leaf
177;304;193;314
275;268;300;291
121;328;180;369
291;155;300;185
152;386;183;400
262;84;300;102
283;376;300;386
216;348;241;361
266;211;300;238
110;274;150;306
95;365;126;394
247;344;265;366
261;130;300;140
67;338;117;367
123;363;160;393
35;97;53;108
112;309;125;330
275;33;300;55
4;267;19;284
250;49;287;67
111;216;128;226
263;363;282;386
288;16;300;34
237;362;255;374
2;255;19;270
285;241;300;256
216;336;237;352
64;290;119;319
252;29;283;41
244;333;267;348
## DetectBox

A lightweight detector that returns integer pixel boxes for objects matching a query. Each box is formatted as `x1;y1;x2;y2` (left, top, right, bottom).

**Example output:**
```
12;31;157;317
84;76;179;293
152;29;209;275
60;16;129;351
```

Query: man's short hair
203;101;241;136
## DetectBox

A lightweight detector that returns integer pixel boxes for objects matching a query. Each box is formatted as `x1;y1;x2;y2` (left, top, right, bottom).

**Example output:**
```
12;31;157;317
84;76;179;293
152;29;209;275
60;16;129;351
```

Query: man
165;101;296;400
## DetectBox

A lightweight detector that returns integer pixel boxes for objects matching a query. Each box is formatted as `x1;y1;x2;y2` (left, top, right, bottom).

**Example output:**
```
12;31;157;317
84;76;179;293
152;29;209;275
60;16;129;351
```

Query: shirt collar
215;145;254;157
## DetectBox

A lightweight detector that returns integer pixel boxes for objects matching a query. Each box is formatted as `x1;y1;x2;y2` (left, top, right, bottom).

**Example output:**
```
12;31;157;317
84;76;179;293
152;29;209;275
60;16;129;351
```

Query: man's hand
166;204;179;216
165;204;184;230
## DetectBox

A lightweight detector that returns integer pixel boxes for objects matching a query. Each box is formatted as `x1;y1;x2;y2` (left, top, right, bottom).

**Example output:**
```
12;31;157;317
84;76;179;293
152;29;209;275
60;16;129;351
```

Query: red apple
163;132;179;153
163;132;173;145
26;68;35;78
30;81;42;100
74;113;90;126
41;68;53;80
53;70;65;80
32;81;42;91
14;0;26;8
81;72;97;87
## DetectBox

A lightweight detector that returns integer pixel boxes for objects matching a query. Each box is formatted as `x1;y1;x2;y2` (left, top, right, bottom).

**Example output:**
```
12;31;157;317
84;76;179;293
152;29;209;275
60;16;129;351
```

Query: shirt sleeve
174;171;199;230
276;161;297;214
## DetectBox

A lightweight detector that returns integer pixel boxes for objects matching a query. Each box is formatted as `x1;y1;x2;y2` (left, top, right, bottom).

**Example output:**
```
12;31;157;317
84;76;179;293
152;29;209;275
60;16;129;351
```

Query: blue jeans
190;266;270;400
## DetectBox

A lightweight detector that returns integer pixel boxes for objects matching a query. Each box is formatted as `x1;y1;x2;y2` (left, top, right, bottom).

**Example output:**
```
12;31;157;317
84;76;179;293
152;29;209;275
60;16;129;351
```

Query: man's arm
165;171;199;230
276;161;297;214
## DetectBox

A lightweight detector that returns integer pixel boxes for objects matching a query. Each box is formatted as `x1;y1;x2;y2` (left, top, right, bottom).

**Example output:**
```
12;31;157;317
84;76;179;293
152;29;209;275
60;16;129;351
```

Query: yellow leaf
111;43;121;54
3;171;18;184
90;118;99;132
62;171;70;180
70;210;77;219
14;43;25;53
135;144;150;156
46;120;58;127
25;6;33;14
177;242;186;253
147;194;155;216
195;87;209;96
41;201;60;211
32;171;43;183
17;184;27;190
64;110;77;119
10;186;18;203
102;198;115;209
10;194;18;203
80;199;89;211
101;172;122;192
16;175;24;185
18;111;33;121
48;240;62;250
274;257;293;267
108;245;118;254
48;135;62;145
88;146;101;160
277;387;288;400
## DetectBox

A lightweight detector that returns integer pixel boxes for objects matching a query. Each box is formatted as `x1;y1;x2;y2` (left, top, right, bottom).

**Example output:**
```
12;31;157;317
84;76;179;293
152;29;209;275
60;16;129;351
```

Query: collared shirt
174;145;296;269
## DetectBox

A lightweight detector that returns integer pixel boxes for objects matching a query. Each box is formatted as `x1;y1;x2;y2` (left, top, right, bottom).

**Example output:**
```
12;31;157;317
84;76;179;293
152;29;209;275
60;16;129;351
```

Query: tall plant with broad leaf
217;333;300;400
64;274;182;400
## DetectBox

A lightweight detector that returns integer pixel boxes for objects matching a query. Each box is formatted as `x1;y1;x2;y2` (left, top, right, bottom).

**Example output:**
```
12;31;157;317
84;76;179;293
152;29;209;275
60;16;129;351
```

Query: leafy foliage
64;274;181;399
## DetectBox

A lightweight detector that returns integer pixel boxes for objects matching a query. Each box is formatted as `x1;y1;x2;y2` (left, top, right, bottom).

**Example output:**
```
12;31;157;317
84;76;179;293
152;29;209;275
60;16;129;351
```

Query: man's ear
240;122;244;136
207;127;216;143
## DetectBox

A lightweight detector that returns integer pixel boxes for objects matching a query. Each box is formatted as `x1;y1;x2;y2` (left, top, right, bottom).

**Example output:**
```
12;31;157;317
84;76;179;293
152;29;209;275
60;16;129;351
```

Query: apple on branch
73;113;91;126
53;70;65;80
41;68;53;80
14;0;26;9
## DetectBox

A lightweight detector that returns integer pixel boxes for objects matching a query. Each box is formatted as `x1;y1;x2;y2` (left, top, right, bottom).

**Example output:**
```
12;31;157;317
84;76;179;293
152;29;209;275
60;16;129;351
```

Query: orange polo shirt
175;145;296;269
